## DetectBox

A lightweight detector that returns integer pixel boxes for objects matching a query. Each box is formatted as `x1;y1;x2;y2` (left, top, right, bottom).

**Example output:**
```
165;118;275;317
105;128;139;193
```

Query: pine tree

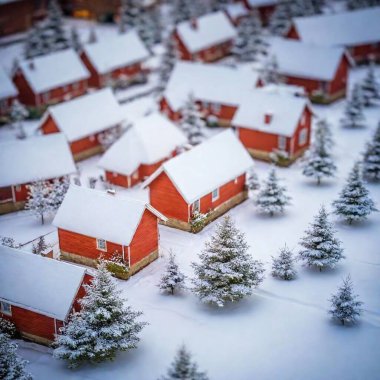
25;180;52;225
160;344;208;380
271;245;297;280
70;27;81;52
191;216;265;307
332;162;377;224
255;169;291;216
180;93;205;145
10;100;28;139
314;118;334;151
49;176;70;211
246;168;260;191
0;318;16;338
119;0;141;33
360;61;380;107
171;0;195;25
44;0;69;52
158;251;186;295
150;6;163;44
32;235;48;255
340;84;366;128
299;205;344;271
269;0;294;36
262;55;280;85
362;122;380;181
24;24;45;59
157;31;177;94
329;275;363;325
54;261;147;368
137;9;156;51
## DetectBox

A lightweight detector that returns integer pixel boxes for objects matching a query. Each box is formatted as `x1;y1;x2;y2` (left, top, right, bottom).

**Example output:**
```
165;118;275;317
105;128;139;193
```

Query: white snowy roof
232;90;310;137
269;38;347;81
82;31;150;75
0;133;76;187
143;130;253;204
42;88;125;142
18;49;89;94
224;3;249;22
0;66;18;100
247;0;277;6
292;7;380;47
0;246;87;320
176;11;237;54
98;112;187;176
53;186;166;246
164;61;260;112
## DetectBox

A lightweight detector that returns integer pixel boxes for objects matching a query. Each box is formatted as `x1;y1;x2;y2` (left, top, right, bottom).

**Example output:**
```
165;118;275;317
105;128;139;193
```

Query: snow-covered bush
10;100;28;139
158;251;186;295
25;180;53;225
103;251;130;280
31;236;48;255
190;211;208;233
0;318;16;338
0;237;20;249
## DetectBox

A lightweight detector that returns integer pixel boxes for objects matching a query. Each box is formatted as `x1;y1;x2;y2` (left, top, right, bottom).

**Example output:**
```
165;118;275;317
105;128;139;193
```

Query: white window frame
211;188;219;202
0;301;12;316
278;135;287;151
192;199;200;213
96;238;107;251
298;128;308;146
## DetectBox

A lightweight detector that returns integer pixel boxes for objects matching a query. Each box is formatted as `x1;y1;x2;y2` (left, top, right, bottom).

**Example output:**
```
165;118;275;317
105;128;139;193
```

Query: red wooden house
39;88;125;161
98;112;187;188
232;90;313;165
0;66;18;116
80;30;150;88
53;185;166;277
13;49;90;107
0;245;91;345
286;7;380;63
0;133;76;214
243;0;277;25
143;130;253;232
174;11;237;62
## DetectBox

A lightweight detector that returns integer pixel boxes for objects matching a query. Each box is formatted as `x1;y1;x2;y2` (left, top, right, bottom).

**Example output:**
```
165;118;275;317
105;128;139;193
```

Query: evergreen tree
137;9;156;51
150;6;163;44
360;61;380;106
340;83;366;128
0;318;16;338
299;205;344;271
24;24;45;59
119;0;141;33
44;0;69;52
10;100;28;139
314;118;334;151
49;176;70;211
160;344;208;380
269;0;294;36
54;261;147;368
157;31;177;94
180;93;205;145
255;169;291;216
329;275;363;325
362;122;380;181
347;0;380;10
171;0;195;25
70;27;81;52
32;235;48;255
271;245;297;280
262;55;280;85
191;216;265;307
332;162;377;224
246;167;260;191
25;180;52;225
158;251;186;295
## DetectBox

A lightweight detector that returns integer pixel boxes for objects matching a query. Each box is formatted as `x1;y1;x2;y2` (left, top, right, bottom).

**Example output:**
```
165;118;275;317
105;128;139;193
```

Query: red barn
232;90;313;165
13;49;90;107
174;11;237;62
0;134;76;214
53;185;166;277
39;88;125;161
143;130;253;232
98;112;187;188
0;66;18;117
286;7;380;63
0;246;92;345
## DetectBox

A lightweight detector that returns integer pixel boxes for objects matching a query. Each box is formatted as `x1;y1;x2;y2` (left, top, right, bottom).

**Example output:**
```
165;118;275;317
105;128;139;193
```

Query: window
96;238;107;251
278;136;286;151
298;128;308;146
212;188;219;201
0;301;12;316
192;199;200;213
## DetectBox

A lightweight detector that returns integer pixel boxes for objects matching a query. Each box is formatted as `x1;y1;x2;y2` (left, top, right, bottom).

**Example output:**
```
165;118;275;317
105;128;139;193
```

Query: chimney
190;18;198;30
107;188;116;196
264;111;273;125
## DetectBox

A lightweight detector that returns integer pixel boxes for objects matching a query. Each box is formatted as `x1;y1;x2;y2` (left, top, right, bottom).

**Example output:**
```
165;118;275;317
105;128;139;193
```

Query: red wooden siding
291;107;312;155
329;55;349;96
286;25;300;40
160;96;183;122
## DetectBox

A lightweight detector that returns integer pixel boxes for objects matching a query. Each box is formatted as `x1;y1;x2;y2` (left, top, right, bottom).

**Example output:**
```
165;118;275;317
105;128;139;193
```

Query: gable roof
53;186;166;246
176;11;236;54
0;66;18;100
143;129;253;204
17;49;89;94
82;31;150;75
292;7;380;47
42;88;125;142
0;246;87;320
98;112;187;176
0;133;76;187
232;90;311;137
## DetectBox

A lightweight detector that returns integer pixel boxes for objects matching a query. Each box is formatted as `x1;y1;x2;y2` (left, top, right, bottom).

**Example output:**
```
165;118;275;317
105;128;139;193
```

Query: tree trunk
41;213;44;225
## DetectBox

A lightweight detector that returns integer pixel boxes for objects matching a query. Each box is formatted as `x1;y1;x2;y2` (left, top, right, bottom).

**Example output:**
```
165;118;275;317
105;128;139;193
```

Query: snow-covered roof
176;11;237;54
53;186;166;246
269;38;347;81
0;133;76;187
82;31;150;75
232;90;310;137
0;66;18;100
0;246;87;320
17;49;89;94
163;61;260;112
98;112;187;176
247;0;277;6
292;7;380;47
224;3;249;22
42;88;125;142
143;130;253;204
261;83;306;97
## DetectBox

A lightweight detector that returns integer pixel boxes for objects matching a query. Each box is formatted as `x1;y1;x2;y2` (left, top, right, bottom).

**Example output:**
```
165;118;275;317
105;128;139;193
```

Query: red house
0;246;91;345
98;112;187;188
286;7;380;63
81;30;150;88
13;49;90;107
39;88;125;161
243;0;277;25
232;90;313;165
0;134;76;214
0;66;18;116
53;185;166;277
174;11;237;62
143;130;253;232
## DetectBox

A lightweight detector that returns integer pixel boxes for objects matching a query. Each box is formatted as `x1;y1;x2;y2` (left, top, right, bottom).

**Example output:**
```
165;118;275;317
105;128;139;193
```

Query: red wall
286;25;300;40
291;107;312;155
160;97;183;122
350;43;380;63
329;55;349;96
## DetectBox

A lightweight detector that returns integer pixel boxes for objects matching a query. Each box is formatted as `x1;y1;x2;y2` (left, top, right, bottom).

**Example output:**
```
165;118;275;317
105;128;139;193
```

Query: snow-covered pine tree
24;24;45;59
362;122;380;181
158;251;186;295
329;275;363;325
246;167;260;191
119;0;141;33
70;27;81;52
269;0;294;36
314;118;334;151
262;54;280;85
54;261;147;368
25;180;52;225
0;317;16;338
299;205;344;271
191;216;265;307
0;236;20;248
271;245;297;280
340;83;366;128
149;5;163;44
32;235;48;255
88;27;97;44
180;93;205;145
332;162;377;224
255;168;291;216
10;100;28;139
49;176;70;211
347;0;379;10
360;61;380;106
137;8;156;51
171;0;195;25
157;31;177;94
160;344;209;380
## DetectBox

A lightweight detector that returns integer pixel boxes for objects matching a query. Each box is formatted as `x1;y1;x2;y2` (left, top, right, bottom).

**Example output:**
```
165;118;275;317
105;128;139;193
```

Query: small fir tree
0;318;16;338
269;0;294;36
24;24;45;59
314;118;334;151
119;0;141;33
49;176;70;211
340;83;366;128
262;55;280;85
180;93;205;145
137;9;156;51
171;0;195;25
44;0;69;52
362;122;380;181
246;167;260;191
271;245;297;280
191;216;265;307
158;251;186;295
10;100;28;139
32;235;48;255
25;180;52;225
360;61;380;106
157;31;177;94
299;205;344;271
